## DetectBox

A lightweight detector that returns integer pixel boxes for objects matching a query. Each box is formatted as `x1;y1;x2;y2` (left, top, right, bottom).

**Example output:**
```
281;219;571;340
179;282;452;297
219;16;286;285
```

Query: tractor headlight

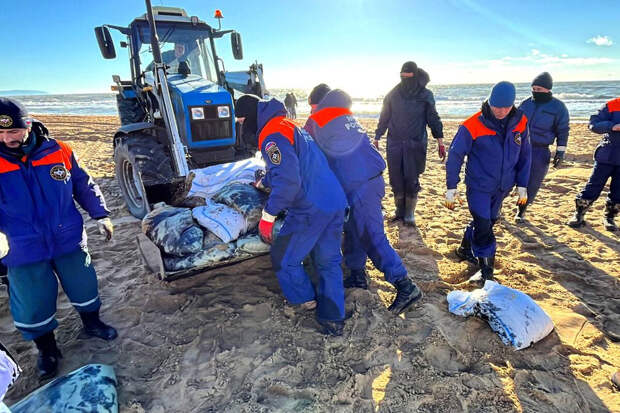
217;106;230;118
191;107;205;120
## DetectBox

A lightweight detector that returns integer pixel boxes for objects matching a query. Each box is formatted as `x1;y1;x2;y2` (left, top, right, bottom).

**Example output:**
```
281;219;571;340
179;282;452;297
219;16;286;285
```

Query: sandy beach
1;114;618;412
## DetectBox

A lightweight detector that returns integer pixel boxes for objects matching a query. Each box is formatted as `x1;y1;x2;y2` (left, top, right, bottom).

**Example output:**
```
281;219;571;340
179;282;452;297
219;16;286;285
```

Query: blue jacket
446;103;532;193
518;96;569;148
589;97;620;166
0;123;109;267
304;89;386;197
258;99;347;217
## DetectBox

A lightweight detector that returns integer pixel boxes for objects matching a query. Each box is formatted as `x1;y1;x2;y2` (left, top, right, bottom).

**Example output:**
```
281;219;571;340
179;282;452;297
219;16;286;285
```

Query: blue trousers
464;188;511;258
270;209;345;321
578;161;620;204
344;176;407;284
7;249;101;341
526;146;551;206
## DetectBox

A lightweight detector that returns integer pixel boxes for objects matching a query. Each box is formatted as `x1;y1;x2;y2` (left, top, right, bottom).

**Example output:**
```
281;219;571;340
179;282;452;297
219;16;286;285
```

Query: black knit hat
532;72;553;90
309;83;331;105
400;61;418;74
0;97;30;129
234;94;260;134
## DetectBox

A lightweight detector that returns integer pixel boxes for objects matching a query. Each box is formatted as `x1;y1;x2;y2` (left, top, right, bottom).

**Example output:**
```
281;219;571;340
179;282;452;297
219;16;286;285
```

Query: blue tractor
95;2;266;218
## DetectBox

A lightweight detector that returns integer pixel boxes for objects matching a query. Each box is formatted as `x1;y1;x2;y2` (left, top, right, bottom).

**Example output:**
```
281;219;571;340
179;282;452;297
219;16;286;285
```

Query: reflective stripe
14;313;56;329
70;295;99;308
556;146;567;152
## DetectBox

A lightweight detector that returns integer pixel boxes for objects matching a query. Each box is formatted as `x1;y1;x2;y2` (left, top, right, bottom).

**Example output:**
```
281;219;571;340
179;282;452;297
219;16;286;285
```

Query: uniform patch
514;132;522;145
0;115;13;128
265;141;281;165
50;165;70;181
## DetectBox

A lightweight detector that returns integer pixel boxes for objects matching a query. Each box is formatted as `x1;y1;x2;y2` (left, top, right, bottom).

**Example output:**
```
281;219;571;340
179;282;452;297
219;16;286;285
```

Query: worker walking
284;92;297;119
516;72;570;222
445;82;531;285
305;87;422;314
568;97;620;231
234;94;348;336
0;98;117;380
375;61;445;226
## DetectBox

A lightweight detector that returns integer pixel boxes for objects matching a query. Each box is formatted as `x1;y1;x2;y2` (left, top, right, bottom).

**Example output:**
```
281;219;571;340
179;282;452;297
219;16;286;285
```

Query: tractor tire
116;95;145;125
115;134;175;218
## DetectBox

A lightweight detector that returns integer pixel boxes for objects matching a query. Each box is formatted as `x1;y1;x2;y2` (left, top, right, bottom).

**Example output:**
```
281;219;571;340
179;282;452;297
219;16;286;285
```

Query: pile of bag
141;159;279;272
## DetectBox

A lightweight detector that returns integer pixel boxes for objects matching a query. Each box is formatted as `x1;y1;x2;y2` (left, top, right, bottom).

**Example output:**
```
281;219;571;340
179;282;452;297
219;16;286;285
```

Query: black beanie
0;97;30;129
309;83;331;105
532;72;553;90
400;61;418;74
234;94;260;134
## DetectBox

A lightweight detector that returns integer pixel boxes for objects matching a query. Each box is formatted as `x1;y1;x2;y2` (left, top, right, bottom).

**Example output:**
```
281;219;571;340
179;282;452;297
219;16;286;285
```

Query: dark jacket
0;122;109;267
446;103;532;193
375;68;444;144
257;99;347;217
589;97;620;166
304;89;386;197
518;96;569;147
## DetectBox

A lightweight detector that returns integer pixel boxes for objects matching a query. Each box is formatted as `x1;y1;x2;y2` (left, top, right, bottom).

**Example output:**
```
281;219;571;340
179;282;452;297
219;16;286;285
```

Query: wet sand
1;114;618;412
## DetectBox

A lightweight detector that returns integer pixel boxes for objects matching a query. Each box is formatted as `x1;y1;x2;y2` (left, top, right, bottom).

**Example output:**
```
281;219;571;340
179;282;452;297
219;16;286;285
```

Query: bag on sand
164;243;235;271
142;204;204;257
447;281;554;350
192;201;246;243
212;183;268;232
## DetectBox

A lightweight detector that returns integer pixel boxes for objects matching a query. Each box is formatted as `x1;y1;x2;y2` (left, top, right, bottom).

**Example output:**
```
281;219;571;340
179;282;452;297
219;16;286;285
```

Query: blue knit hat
532;72;553;90
0;98;30;129
488;81;516;108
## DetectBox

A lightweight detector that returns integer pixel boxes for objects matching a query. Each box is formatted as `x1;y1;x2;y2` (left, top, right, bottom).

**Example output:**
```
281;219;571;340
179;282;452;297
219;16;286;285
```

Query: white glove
0;233;8;259
516;187;528;206
444;189;461;210
97;218;114;241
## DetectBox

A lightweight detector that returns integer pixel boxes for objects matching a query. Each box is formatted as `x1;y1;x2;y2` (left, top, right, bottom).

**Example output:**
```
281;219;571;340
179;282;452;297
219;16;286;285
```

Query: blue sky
0;0;618;96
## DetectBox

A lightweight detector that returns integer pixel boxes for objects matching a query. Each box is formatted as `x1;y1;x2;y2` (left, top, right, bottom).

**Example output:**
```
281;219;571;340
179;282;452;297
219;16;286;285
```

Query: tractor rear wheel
116;95;145;125
114;134;175;218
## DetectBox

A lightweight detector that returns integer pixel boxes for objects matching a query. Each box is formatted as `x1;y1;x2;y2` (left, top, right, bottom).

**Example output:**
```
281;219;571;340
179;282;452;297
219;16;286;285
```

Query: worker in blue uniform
516;72;570;222
234;94;349;336
445;82;531;285
568;97;620;231
304;87;423;315
0;98;117;380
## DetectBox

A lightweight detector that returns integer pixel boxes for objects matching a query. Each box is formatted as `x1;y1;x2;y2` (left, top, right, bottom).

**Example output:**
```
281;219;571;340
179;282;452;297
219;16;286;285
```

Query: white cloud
587;35;613;47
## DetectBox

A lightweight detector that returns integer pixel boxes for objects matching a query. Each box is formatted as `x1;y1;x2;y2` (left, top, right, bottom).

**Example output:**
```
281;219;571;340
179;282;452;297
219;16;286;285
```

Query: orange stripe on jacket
32;141;73;170
0;157;20;174
258;116;296;148
309;107;352;128
462;112;497;140
512;114;528;134
607;97;620;113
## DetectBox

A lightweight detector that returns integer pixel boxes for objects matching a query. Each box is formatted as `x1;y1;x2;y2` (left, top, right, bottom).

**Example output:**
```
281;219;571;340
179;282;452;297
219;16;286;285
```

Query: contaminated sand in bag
164;243;236;271
142;203;204;257
212;182;268;232
192;201;246;243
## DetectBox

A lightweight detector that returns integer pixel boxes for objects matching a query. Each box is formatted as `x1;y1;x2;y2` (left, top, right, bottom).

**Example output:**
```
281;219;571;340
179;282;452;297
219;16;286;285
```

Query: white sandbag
192;201;246;243
447;280;554;350
188;157;265;199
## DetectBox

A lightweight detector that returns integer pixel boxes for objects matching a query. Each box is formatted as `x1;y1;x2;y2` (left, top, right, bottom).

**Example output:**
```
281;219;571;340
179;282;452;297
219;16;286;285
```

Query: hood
415;68;430;88
257;98;288;132
317;89;353;111
398;67;430;99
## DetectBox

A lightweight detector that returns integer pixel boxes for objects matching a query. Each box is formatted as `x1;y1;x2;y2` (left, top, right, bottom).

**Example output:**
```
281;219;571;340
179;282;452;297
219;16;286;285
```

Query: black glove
553;151;565;168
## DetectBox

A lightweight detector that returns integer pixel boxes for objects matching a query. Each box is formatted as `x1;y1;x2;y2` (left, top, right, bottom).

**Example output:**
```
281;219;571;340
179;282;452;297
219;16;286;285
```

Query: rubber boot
390;194;405;222
514;204;527;224
79;310;118;341
455;236;477;265
469;256;495;287
603;201;620;232
33;331;62;380
403;196;417;227
567;198;592;228
388;277;423;315
317;319;344;336
343;268;369;290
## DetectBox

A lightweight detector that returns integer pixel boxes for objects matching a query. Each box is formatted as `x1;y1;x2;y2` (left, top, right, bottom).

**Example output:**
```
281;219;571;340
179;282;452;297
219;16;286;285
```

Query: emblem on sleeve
514;132;522;145
50;165;70;181
265;141;281;165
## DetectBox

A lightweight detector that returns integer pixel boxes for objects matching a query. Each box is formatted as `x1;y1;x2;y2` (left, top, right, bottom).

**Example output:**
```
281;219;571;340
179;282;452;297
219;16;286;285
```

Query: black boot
567;198;592;228
390;193;405;222
403;196;417;227
317;319;344;336
455;236;477;265
33;331;62;380
514;204;527;224
603;201;620;232
343;268;368;289
469;256;495;287
388;277;423;315
79;311;118;341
